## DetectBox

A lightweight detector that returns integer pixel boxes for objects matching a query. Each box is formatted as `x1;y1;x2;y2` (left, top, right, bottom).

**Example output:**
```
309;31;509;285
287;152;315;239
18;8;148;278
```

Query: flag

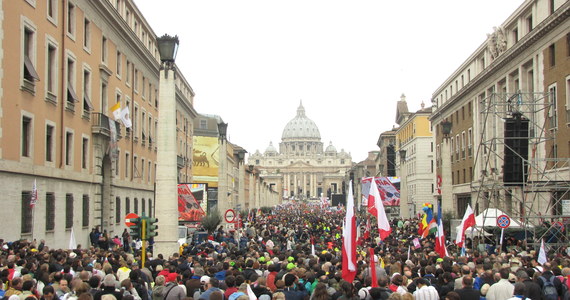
311;236;316;257
341;181;357;282
363;216;371;240
111;102;121;120
30;179;38;208
413;238;421;249
421;204;437;238
455;204;476;248
246;281;257;300
435;201;449;258
369;248;378;288
367;179;391;240
407;245;411;261
537;239;547;265
119;105;132;128
69;227;77;249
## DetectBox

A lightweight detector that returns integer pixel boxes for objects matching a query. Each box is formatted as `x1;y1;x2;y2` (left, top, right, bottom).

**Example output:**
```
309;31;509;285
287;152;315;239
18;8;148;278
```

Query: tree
201;209;222;234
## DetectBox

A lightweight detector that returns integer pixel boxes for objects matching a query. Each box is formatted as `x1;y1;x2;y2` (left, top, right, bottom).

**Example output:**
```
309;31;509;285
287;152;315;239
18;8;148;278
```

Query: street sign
125;213;139;227
497;214;511;229
225;209;236;223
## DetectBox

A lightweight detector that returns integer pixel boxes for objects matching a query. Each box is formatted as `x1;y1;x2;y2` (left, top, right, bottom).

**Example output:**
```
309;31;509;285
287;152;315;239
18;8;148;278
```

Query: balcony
91;112;122;139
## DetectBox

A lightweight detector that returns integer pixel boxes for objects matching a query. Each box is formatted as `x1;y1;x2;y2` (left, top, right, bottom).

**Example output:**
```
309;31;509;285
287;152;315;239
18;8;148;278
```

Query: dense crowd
1;203;570;300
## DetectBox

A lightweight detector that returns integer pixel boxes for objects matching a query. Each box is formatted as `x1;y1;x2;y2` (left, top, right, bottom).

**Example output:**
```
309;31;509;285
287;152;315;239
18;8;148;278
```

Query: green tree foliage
201;209;222;234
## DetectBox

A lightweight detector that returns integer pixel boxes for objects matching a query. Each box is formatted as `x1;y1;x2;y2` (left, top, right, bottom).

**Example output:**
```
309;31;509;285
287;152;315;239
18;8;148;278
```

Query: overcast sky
135;0;524;162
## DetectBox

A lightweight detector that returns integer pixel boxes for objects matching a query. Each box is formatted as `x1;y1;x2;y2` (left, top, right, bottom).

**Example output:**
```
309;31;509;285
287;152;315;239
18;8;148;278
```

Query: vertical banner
108;118;119;160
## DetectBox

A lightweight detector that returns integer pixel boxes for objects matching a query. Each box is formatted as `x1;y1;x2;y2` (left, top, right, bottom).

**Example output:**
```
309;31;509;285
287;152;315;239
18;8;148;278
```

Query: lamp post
440;119;453;214
153;34;180;258
217;121;230;228
399;148;410;218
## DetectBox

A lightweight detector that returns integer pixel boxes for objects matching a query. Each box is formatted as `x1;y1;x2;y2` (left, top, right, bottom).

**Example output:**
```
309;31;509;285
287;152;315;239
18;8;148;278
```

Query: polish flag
367;179;391;240
341;181;357;282
363;216;371;240
435;202;449;258
455;204;476;248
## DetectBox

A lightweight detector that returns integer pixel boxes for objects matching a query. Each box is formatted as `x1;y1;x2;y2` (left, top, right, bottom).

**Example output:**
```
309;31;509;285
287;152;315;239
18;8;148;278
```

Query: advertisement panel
178;183;207;222
192;136;220;187
361;177;401;206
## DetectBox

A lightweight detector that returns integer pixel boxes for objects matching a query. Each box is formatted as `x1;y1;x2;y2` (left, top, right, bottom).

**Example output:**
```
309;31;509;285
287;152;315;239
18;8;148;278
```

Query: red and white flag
367;179;391;240
341;181;357;282
455;204;476;248
537;239;547;265
363;216;371;240
435;202;449;258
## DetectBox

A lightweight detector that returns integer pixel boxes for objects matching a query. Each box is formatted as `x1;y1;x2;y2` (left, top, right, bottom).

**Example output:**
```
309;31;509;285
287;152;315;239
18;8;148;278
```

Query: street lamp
218;122;228;140
441;120;452;137
153;33;181;257
156;34;179;73
399;149;407;162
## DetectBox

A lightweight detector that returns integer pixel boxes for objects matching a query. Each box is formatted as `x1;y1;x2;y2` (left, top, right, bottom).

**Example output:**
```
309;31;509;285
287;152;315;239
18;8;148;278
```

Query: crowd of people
1;203;570;300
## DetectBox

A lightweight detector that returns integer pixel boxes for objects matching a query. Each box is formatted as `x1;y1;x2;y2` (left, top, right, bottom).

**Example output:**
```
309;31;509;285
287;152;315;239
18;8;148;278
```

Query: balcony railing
91;112;122;139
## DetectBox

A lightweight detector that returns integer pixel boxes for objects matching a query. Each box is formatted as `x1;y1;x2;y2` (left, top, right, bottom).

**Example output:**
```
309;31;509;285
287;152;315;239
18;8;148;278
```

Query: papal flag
111;102;121;120
119;106;132;128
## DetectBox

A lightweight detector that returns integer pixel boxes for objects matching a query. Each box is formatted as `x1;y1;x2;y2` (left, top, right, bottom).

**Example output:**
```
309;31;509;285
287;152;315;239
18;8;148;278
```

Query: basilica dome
281;102;321;140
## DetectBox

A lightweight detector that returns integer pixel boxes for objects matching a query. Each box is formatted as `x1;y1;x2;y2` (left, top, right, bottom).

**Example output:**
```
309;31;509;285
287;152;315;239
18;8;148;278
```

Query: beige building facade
430;0;569;245
3;0;196;249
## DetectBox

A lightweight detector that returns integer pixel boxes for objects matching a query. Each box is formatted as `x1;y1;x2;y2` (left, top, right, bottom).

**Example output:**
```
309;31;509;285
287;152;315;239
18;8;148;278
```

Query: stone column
441;138;454;214
154;67;179;258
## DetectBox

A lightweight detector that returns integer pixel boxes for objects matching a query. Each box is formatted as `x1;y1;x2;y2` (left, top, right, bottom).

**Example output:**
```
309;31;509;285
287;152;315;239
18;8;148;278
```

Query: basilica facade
248;103;353;202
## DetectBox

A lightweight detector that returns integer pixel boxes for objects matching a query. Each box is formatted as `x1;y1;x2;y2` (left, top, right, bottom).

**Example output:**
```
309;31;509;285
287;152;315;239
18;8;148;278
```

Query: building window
148;199;152;217
125;152;130;179
20;191;33;234
46;43;57;101
82;194;89;227
134;69;138;92
200;119;207;129
125;197;130;214
126;60;131;85
116;51;122;77
526;15;533;33
100;81;108;115
65;193;73;229
115;197;121;223
65;131;73;166
567;33;570;57
23;26;40;89
548;84;557;129
66;56;78;108
22;116;32;157
549;0;555;14
134;198;139;214
46;192;55;231
47;0;57;21
142;198;146;215
82;137;88;169
83;18;90;50
83;68;93;114
67;1;75;36
101;36;108;65
549;44;555;67
46;124;54;162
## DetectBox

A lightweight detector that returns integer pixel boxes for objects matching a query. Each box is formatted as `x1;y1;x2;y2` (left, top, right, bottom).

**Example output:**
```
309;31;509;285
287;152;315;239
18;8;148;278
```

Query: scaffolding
471;91;570;251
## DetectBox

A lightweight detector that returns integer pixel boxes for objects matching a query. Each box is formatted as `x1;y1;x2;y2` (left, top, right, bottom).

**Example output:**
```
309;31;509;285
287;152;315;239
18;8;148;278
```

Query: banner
178;183;206;222
108;118;118;160
361;177;400;206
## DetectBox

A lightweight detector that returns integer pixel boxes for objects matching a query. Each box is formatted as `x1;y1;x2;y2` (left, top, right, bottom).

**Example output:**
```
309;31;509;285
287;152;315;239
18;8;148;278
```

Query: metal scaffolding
471;91;570;251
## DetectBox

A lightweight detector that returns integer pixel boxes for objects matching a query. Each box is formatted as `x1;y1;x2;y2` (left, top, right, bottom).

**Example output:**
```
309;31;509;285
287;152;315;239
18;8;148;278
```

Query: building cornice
430;2;570;120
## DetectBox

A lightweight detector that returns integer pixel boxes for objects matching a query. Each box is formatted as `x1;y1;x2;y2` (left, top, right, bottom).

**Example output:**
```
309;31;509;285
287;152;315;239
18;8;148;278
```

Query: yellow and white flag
120;106;132;128
111;102;121;120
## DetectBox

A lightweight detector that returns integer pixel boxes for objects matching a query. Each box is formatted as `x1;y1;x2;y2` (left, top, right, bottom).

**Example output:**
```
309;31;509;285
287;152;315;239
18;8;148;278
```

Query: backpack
540;276;558;300
561;278;570;300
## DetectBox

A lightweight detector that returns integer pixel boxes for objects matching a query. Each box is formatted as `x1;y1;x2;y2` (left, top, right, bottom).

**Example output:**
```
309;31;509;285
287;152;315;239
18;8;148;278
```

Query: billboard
178;183;207;222
361;177;401;206
192;136;220;187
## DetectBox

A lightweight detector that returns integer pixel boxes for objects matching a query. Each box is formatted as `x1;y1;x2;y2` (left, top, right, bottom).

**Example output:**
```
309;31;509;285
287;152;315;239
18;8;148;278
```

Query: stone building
249;102;353;203
1;0;196;248
430;0;569;245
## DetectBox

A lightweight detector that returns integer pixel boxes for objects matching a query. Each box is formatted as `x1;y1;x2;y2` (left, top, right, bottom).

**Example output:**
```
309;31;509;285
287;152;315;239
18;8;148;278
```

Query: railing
91;112;121;139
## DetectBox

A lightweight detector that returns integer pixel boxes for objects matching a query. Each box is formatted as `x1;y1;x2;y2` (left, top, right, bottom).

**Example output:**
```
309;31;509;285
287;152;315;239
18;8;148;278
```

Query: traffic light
146;217;159;239
129;217;142;240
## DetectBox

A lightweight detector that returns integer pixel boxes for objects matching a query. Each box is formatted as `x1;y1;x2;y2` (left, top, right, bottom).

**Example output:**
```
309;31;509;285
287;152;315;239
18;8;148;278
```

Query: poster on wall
192;136;220;186
178;183;207;222
361;177;401;206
